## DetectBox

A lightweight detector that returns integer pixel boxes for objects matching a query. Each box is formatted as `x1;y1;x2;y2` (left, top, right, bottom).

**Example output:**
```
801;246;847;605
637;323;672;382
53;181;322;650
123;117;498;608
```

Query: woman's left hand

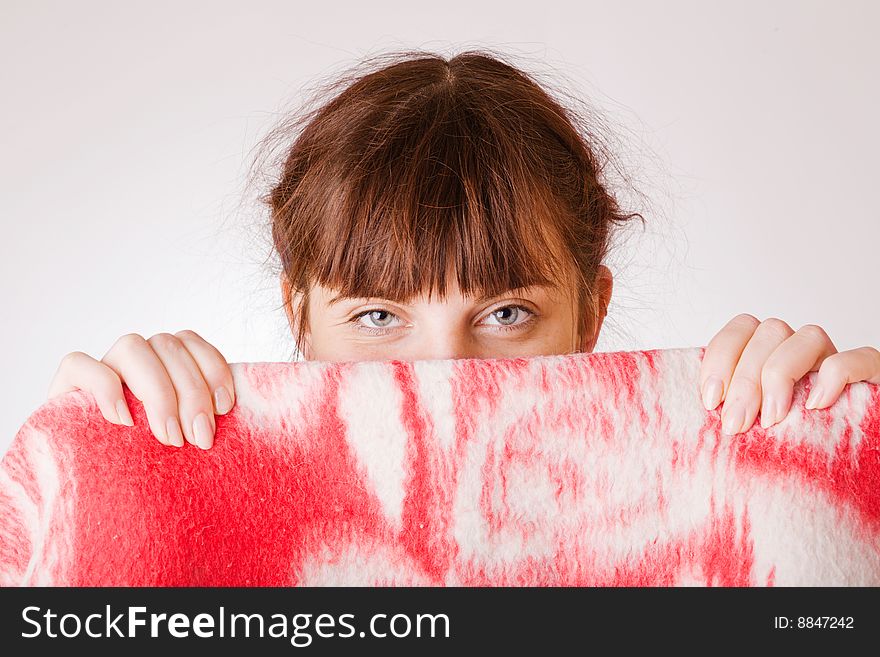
699;313;880;435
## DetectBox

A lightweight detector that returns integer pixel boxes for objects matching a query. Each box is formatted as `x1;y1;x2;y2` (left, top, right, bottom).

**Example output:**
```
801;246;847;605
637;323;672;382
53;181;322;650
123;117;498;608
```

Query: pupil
496;307;517;325
371;310;391;326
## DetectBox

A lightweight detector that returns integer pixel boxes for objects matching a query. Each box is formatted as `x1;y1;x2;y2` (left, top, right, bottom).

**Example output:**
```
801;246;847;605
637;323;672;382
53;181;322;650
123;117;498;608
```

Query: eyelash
349;304;538;336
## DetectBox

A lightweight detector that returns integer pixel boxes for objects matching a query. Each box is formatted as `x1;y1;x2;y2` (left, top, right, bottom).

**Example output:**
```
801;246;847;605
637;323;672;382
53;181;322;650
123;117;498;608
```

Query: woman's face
285;265;612;362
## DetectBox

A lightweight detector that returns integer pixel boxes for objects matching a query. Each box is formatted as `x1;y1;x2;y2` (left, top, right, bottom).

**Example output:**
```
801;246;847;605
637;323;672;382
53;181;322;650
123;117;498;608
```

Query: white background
2;0;878;451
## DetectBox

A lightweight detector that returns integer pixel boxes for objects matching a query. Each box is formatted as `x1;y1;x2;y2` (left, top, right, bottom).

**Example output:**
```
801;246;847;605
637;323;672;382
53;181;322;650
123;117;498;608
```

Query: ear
596;264;613;315
280;274;311;359
280;274;295;330
582;265;613;353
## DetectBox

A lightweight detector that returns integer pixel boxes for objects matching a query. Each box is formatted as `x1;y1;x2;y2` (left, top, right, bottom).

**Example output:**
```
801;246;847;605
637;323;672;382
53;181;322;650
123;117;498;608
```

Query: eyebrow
326;286;549;307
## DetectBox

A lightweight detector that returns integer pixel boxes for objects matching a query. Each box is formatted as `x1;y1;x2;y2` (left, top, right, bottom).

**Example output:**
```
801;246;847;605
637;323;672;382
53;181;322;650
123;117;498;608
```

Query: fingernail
760;395;779;428
165;417;185;447
115;399;134;426
214;386;233;415
721;406;743;435
805;385;824;410
702;376;724;410
193;413;213;449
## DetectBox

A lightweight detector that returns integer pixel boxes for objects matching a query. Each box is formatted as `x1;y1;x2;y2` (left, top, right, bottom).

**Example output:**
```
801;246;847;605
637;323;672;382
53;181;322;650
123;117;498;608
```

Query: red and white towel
1;346;878;586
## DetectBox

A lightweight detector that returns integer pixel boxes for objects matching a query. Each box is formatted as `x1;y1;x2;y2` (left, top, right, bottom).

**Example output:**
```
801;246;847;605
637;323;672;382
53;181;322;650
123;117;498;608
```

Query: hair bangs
307;97;577;307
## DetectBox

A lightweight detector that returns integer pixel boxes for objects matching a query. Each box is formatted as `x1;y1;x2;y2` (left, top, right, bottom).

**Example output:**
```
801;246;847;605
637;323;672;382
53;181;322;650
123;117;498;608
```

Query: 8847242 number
774;617;854;629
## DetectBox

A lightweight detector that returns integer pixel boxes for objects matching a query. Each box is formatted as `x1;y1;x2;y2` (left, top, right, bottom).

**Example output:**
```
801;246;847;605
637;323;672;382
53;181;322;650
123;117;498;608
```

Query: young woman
46;50;879;450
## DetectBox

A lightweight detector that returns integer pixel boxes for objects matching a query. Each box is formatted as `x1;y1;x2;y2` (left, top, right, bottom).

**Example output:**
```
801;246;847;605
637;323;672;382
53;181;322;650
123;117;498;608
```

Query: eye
348;303;538;336
350;308;402;335
481;304;537;332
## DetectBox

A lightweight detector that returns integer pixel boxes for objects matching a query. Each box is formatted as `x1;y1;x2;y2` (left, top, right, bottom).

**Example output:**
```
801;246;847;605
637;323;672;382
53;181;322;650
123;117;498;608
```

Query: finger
700;313;760;410
101;333;182;447
173;329;235;415
47;351;135;427
759;324;838;425
147;332;216;450
805;345;880;410
721;317;794;435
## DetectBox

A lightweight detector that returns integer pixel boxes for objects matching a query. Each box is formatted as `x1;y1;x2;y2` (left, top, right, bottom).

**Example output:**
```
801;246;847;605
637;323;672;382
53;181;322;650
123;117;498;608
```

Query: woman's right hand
47;330;235;449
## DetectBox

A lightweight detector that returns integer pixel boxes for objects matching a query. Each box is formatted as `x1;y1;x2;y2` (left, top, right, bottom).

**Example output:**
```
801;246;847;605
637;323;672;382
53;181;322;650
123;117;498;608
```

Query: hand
47;330;235;449
699;313;880;435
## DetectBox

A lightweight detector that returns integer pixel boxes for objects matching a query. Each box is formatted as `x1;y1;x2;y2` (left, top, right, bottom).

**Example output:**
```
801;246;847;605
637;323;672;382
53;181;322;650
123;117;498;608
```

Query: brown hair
252;48;645;357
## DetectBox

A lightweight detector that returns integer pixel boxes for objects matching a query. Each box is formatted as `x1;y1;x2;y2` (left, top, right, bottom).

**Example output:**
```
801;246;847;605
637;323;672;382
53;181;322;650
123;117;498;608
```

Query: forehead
313;280;570;308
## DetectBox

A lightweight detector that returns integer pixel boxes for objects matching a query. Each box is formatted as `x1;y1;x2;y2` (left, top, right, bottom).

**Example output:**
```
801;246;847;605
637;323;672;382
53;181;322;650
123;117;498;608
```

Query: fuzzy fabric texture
1;346;878;587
